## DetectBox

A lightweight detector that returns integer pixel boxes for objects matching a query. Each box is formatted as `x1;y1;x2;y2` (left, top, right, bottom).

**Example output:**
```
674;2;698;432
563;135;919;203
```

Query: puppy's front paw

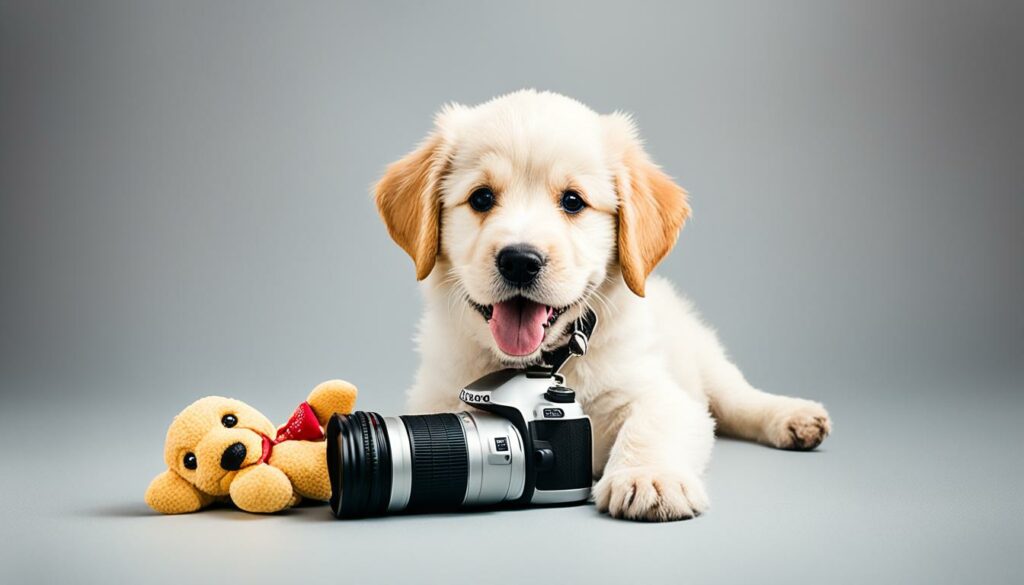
767;400;831;450
594;466;709;522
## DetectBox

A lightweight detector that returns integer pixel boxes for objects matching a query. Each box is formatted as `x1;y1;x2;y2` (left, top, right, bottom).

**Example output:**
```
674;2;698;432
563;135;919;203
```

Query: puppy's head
375;90;689;364
156;396;276;496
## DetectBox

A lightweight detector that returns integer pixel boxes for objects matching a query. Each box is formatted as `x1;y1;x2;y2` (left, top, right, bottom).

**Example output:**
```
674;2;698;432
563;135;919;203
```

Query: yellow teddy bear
146;380;357;514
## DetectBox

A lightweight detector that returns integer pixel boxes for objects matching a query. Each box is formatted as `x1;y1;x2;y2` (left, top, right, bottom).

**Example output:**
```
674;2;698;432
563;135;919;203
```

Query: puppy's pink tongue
489;298;552;356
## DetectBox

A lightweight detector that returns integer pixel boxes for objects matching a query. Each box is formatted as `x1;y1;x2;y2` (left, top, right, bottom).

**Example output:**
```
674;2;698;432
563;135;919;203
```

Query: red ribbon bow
258;401;325;464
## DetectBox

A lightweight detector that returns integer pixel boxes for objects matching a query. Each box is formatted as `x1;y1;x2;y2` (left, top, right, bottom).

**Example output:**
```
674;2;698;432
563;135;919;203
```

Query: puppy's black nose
497;245;545;286
220;442;247;471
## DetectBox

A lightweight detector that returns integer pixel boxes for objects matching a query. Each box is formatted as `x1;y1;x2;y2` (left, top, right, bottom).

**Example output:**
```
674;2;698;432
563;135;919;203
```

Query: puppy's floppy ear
605;113;691;297
374;125;454;280
145;469;214;514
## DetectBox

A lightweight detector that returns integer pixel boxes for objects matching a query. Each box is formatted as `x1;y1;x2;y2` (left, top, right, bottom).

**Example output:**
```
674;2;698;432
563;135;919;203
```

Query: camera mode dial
544;386;576;404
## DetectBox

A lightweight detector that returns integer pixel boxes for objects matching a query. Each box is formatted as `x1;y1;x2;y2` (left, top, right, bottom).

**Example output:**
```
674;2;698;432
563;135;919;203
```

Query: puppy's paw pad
769;401;831;450
594;467;708;522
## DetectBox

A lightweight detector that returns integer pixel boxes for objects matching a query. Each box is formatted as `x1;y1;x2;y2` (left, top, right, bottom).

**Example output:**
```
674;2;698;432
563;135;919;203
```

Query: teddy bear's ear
307;379;359;426
145;470;214;514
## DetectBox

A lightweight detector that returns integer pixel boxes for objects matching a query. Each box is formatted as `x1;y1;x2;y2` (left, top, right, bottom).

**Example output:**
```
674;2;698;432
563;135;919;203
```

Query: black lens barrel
402;414;469;510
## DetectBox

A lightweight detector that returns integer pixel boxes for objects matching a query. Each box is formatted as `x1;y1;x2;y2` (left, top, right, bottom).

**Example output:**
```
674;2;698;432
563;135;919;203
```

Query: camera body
457;367;593;506
326;367;593;517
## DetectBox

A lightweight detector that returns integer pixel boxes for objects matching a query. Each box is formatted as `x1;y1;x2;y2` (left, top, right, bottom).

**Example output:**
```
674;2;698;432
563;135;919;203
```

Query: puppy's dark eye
469;187;495;212
221;414;237;428
560;190;586;214
183;452;197;470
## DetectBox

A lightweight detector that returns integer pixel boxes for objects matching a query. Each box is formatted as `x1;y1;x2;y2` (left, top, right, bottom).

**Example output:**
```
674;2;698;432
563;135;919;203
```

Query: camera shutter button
544;386;575;403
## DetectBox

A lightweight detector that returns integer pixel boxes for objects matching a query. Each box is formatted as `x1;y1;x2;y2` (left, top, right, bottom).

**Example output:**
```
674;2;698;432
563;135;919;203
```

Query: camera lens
327;410;526;517
327;411;392;517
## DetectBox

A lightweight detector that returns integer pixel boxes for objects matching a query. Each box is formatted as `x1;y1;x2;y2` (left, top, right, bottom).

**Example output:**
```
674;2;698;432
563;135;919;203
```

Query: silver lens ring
383;416;412;512
459;412;483;506
459;412;526;506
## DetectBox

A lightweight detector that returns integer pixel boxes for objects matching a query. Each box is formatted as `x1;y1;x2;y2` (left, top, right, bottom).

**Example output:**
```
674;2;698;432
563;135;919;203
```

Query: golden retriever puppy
374;90;831;521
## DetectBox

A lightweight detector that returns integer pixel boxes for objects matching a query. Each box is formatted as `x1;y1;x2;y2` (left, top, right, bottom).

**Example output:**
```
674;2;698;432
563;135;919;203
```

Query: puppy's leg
649;279;830;450
592;384;715;521
701;344;831;450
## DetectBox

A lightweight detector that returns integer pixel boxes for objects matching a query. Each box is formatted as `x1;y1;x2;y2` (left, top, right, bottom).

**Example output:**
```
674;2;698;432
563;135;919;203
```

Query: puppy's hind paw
767;400;831;451
594;466;709;522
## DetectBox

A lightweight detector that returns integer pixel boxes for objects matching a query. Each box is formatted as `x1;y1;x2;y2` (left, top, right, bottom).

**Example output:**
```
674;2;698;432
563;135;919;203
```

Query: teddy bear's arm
146;470;215;514
306;379;358;426
270;441;331;501
229;464;295;513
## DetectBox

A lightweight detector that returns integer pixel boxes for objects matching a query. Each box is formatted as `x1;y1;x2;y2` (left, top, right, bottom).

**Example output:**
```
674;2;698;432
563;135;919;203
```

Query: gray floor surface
3;376;1020;584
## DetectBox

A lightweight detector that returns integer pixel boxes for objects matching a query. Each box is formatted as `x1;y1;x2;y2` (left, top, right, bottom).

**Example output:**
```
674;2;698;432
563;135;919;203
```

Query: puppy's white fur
376;90;831;521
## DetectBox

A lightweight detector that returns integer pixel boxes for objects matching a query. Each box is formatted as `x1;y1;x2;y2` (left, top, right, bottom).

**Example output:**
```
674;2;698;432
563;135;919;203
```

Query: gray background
1;1;1021;583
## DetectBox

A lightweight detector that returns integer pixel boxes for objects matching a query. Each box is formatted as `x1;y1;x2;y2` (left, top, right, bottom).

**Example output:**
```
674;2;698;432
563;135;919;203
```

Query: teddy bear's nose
220;442;247;471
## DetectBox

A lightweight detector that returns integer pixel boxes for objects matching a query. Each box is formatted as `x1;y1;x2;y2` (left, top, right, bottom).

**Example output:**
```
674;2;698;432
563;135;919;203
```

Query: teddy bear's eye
221;414;237;428
183;452;197;470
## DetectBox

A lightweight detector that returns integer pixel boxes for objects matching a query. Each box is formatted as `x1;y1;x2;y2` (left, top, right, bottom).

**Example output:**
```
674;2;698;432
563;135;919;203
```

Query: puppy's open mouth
471;297;568;357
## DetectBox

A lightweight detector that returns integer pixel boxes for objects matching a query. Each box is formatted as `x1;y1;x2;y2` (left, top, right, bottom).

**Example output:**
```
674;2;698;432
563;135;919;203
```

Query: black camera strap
535;308;598;375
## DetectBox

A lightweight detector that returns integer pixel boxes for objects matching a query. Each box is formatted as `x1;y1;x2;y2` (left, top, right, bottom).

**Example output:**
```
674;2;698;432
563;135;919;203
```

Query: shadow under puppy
146;380;357;514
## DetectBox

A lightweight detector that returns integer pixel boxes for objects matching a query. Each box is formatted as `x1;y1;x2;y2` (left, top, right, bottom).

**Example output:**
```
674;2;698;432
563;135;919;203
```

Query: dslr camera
326;313;597;518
